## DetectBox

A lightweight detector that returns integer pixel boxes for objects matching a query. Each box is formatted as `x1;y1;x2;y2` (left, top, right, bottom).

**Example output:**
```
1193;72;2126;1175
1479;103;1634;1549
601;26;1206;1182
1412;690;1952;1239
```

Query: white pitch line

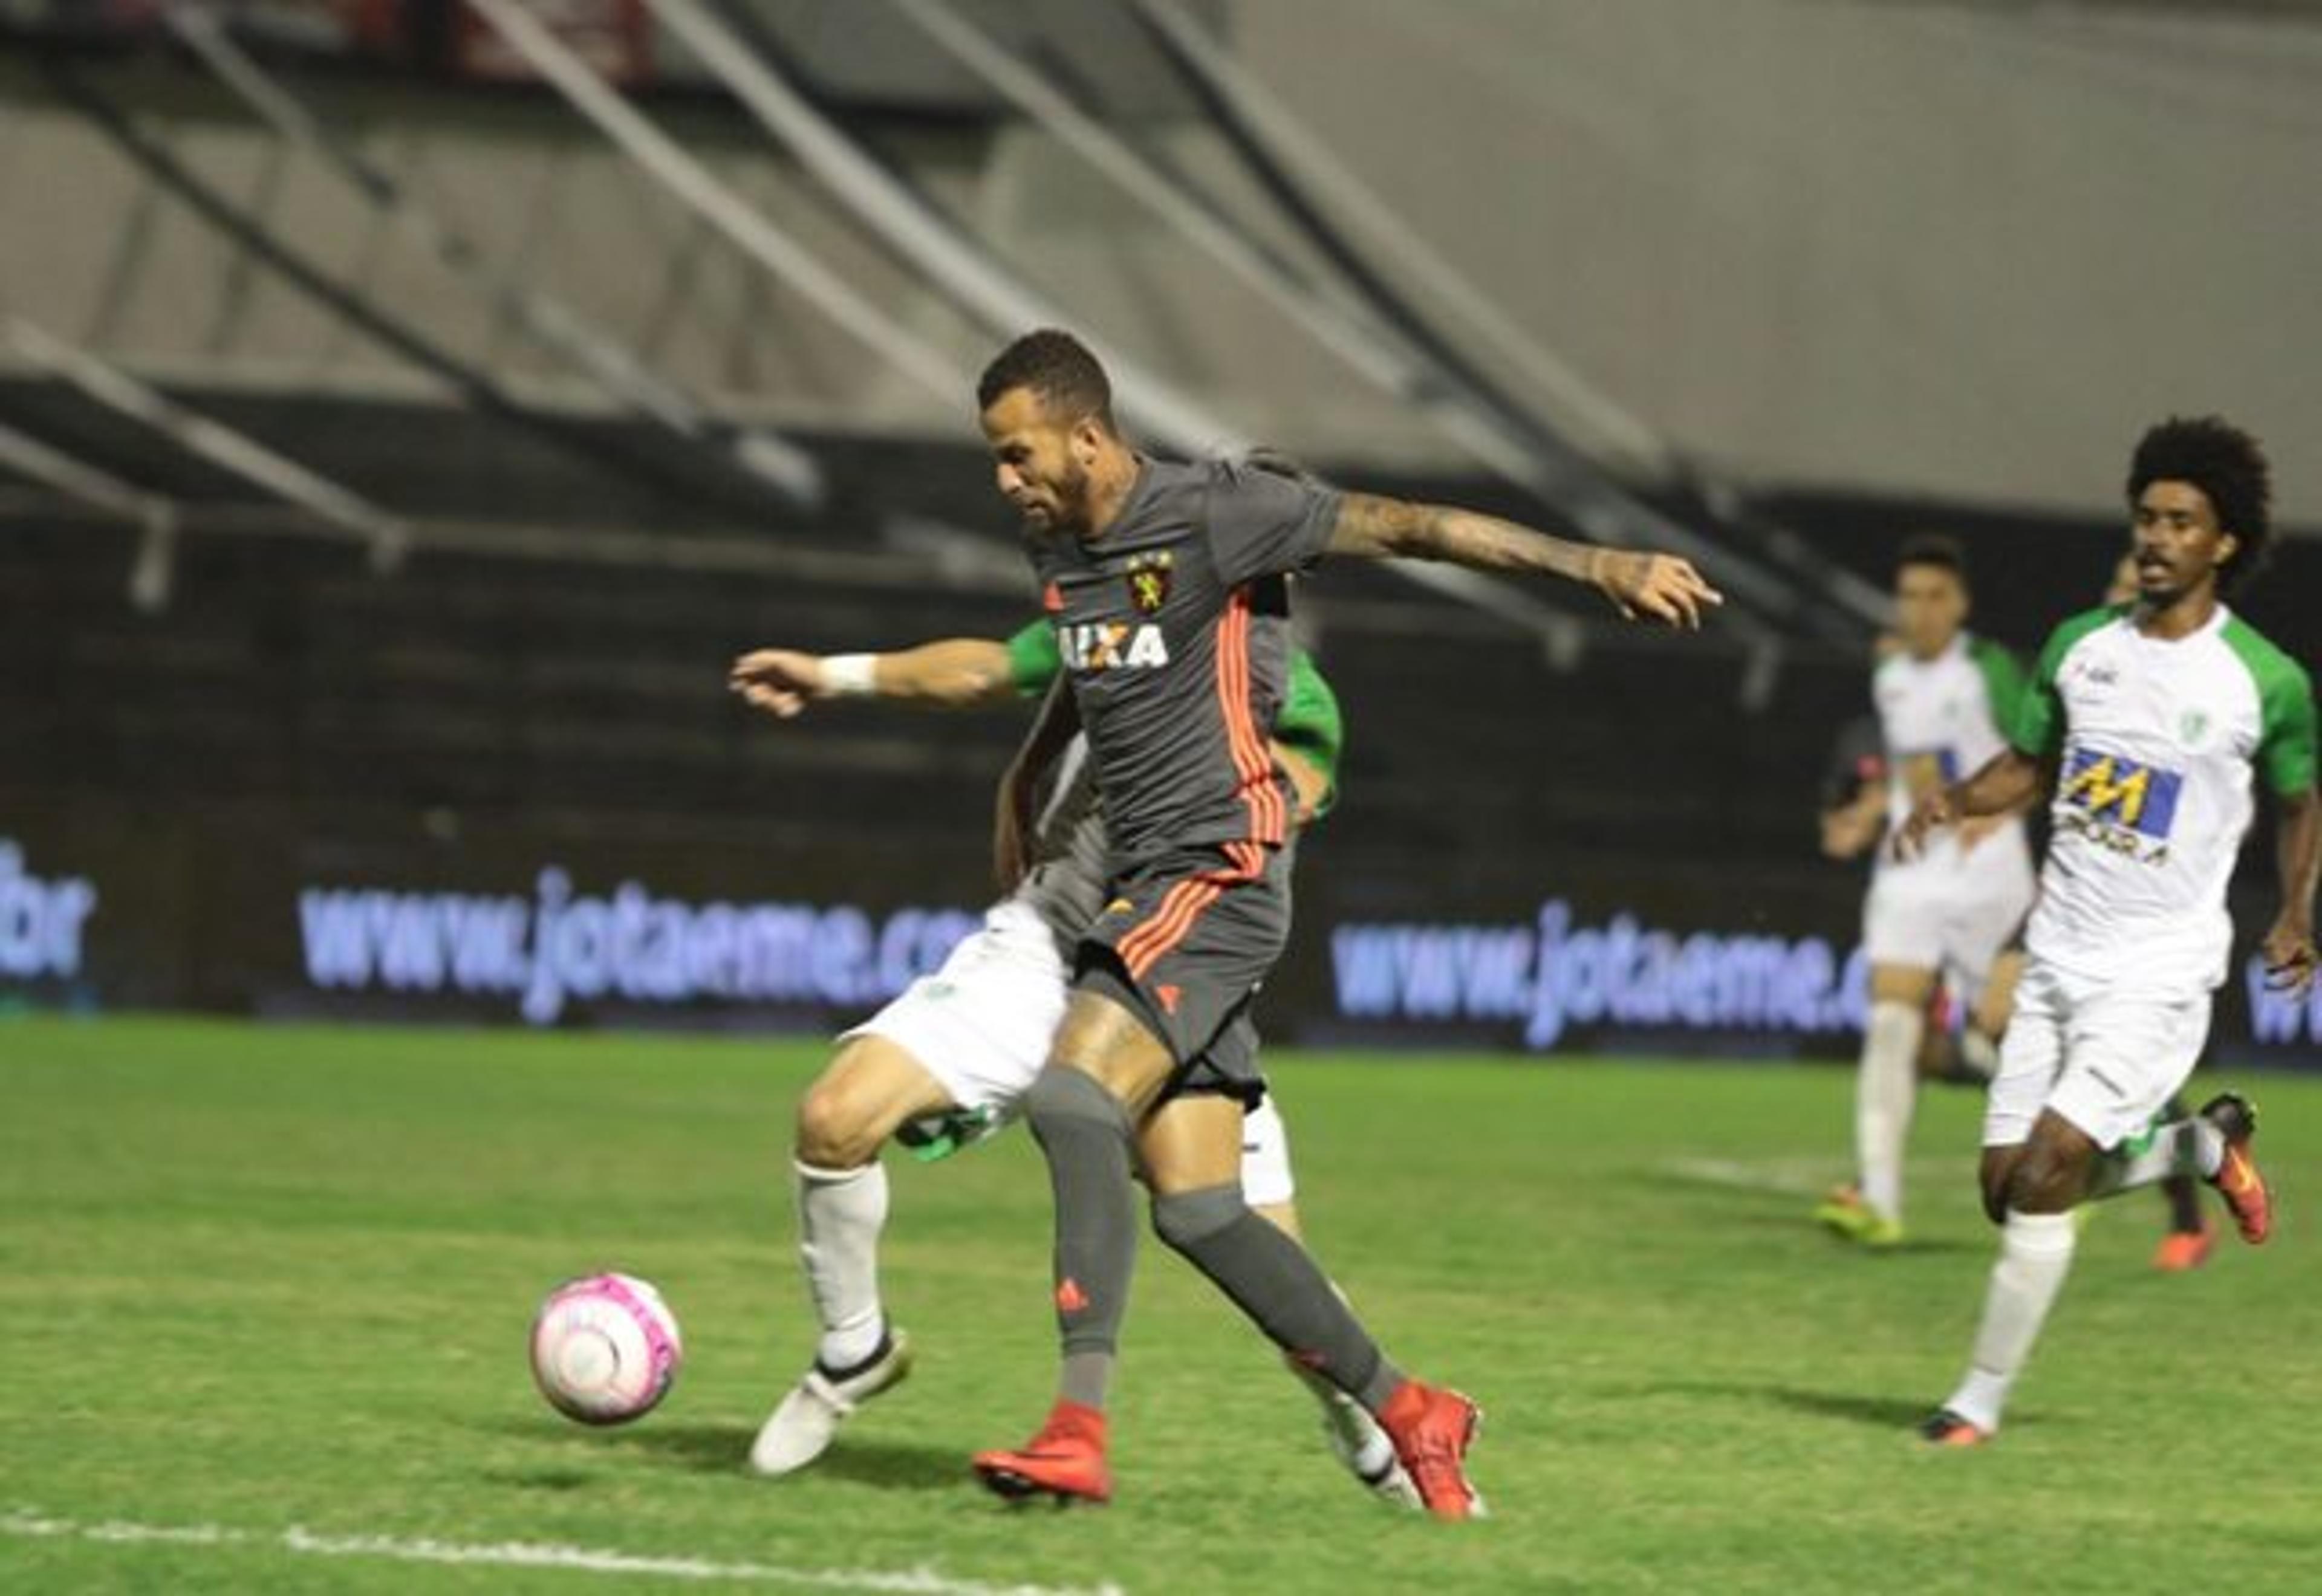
1662;1156;1832;1197
1663;1155;1969;1199
1;1509;1125;1596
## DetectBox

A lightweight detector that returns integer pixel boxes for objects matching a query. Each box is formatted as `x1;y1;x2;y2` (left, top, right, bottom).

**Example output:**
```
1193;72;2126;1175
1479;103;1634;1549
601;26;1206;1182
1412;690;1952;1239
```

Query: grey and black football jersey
1024;457;1338;874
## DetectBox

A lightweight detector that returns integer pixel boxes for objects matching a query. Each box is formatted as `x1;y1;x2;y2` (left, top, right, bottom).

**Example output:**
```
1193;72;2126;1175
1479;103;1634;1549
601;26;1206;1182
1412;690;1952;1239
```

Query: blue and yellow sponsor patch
2059;747;2182;838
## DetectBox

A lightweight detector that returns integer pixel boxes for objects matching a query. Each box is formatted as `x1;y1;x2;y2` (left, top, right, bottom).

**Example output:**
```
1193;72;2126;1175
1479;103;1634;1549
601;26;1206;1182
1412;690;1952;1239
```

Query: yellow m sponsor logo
2061;754;2151;826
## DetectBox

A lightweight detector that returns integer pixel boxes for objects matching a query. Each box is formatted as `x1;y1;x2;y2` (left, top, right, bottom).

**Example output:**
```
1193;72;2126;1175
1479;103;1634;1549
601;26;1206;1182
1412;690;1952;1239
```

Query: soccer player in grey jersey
968;329;1720;1516
726;631;1415;1500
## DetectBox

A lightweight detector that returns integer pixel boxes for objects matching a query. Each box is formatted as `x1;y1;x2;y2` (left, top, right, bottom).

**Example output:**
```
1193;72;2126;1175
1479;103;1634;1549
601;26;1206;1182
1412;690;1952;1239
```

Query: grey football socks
1152;1181;1404;1413
1023;1066;1140;1411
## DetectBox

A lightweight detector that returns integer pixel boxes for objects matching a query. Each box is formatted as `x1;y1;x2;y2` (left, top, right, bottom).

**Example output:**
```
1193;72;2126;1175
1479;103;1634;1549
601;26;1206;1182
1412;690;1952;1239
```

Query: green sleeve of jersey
1273;650;1345;819
2263;678;2320;794
1005;620;1060;696
2223;618;2320;796
1969;637;2029;741
2014;606;2122;758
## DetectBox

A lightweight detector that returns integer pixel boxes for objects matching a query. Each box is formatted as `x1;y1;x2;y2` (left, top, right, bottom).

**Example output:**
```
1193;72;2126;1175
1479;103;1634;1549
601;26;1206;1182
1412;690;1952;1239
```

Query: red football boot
2200;1094;2272;1245
1376;1380;1486;1521
1918;1408;1991;1448
972;1401;1111;1506
2150;1222;2216;1273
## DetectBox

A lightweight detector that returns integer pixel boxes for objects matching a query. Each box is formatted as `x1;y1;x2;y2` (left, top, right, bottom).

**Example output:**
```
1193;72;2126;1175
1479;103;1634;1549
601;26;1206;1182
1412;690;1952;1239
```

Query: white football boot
749;1329;914;1476
1319;1387;1421;1508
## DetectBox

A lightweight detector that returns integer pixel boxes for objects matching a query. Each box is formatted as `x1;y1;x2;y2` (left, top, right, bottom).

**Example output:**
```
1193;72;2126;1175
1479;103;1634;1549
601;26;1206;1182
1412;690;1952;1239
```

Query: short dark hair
1895;533;1968;585
2127;415;2272;588
977;329;1116;432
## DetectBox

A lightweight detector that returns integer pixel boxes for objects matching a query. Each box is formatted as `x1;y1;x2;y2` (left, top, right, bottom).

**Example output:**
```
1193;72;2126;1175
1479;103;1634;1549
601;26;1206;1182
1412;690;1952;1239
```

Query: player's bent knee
793;1082;882;1170
1024;1065;1130;1141
1151;1182;1246;1251
2003;1142;2087;1215
1978;1148;2022;1225
792;1038;955;1167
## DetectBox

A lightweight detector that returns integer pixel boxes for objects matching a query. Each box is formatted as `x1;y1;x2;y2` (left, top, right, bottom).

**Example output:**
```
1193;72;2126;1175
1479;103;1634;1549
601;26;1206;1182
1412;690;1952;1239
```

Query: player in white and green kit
1898;417;2319;1445
1816;537;2035;1246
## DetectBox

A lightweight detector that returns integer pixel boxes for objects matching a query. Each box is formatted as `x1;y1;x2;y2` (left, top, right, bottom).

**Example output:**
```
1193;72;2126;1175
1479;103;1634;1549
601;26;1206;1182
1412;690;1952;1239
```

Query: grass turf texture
3;1014;2318;1594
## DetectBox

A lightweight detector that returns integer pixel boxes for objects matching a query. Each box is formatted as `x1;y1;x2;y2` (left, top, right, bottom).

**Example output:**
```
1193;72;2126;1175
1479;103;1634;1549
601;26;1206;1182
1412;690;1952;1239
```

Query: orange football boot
2200;1095;2271;1245
1376;1381;1486;1521
2150;1222;2216;1273
1918;1409;1991;1448
973;1401;1111;1506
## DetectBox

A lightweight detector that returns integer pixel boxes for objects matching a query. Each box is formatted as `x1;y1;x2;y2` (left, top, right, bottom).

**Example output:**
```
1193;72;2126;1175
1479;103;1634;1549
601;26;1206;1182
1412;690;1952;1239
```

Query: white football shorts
842;898;1068;1126
1982;957;2213;1150
1862;837;2035;1004
1235;1095;1296;1210
842;898;1296;1203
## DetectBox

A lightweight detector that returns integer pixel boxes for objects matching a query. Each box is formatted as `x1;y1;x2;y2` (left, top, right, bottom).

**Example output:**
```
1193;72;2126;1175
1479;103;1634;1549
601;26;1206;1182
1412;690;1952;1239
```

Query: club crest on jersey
1124;551;1173;615
2057;745;2181;863
1061;620;1170;672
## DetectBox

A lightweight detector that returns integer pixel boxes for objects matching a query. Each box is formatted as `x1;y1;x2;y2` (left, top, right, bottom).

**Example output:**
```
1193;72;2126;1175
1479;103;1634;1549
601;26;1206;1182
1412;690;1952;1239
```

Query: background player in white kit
1898;417;2318;1445
1947;551;2219;1270
1817;537;2035;1247
727;622;1416;1502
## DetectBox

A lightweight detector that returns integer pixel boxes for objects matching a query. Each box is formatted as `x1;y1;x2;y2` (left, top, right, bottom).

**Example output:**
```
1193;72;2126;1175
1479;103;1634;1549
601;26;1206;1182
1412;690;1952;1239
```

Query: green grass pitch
3;1014;2318;1594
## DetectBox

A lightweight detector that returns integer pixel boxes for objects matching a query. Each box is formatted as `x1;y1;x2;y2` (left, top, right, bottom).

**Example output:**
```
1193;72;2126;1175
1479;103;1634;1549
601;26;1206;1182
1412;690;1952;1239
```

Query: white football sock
1292;1361;1396;1474
2086;1118;2222;1199
1945;1208;2077;1433
1957;1027;2001;1081
2190;1116;2226;1179
795;1158;889;1371
1856;999;1924;1222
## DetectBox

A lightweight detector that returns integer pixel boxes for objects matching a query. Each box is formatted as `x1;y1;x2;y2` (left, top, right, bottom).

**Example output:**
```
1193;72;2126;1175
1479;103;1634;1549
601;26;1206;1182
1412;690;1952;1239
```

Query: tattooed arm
1325;493;1722;628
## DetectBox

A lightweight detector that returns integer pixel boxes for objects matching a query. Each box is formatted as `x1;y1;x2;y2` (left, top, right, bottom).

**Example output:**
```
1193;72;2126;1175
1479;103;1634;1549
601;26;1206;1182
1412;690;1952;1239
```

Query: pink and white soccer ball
529;1273;683;1426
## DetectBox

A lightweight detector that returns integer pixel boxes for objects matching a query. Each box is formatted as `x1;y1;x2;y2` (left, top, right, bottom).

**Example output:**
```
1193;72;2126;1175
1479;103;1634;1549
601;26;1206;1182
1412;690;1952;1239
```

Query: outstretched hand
1593;551;1723;629
2260;916;2318;996
728;649;824;719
